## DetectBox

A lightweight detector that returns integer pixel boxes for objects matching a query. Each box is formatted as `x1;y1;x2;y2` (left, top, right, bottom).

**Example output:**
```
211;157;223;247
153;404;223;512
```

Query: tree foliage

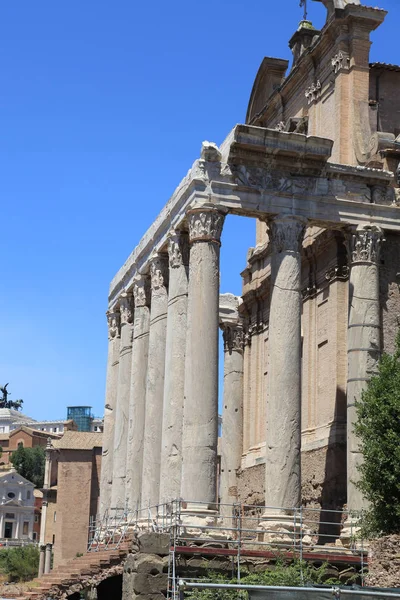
354;330;400;537
10;445;45;488
0;546;39;581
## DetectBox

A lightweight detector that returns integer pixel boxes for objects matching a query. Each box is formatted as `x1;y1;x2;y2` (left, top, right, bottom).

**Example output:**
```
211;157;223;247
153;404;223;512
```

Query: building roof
52;431;102;450
370;62;400;72
0;467;34;487
10;426;61;439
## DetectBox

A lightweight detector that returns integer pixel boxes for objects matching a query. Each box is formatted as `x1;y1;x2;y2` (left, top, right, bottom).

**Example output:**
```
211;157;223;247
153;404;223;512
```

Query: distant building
67;406;103;432
40;431;102;566
0;427;64;466
0;468;34;542
0;407;103;437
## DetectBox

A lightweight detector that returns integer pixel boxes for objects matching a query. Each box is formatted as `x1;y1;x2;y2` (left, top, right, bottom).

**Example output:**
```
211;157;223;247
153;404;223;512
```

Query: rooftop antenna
299;0;308;20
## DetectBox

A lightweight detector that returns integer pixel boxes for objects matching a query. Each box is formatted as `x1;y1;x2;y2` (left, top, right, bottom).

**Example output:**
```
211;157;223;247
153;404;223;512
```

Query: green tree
10;445;45;488
354;330;400;537
0;546;39;581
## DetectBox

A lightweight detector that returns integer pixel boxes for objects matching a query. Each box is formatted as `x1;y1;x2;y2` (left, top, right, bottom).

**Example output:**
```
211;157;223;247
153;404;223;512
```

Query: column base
257;512;312;548
177;503;230;541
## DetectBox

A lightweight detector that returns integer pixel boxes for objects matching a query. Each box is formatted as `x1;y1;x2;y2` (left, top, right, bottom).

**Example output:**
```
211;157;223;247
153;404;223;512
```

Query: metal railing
88;500;366;599
178;580;400;600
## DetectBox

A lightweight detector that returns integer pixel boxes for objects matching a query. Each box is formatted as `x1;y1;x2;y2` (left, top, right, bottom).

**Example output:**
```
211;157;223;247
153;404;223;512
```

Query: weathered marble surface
141;255;169;508
126;276;150;511
99;310;120;516
347;225;383;512
159;232;189;503
181;208;225;505
111;293;133;509
264;216;305;513
219;294;244;507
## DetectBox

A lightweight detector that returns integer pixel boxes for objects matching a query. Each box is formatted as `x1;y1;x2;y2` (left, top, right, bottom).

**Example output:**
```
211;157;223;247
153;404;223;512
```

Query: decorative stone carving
222;323;244;353
305;80;321;105
275;121;286;131
118;293;133;324
331;51;350;74
325;265;350;281
187;208;225;244
351;226;384;264
168;231;189;268
200;141;222;163
149;254;169;291
269;217;306;254
232;164;312;195
371;185;395;206
133;275;150;308
106;310;120;339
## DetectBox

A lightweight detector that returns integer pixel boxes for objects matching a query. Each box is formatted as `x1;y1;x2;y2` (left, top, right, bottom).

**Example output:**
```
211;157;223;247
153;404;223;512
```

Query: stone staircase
20;541;131;599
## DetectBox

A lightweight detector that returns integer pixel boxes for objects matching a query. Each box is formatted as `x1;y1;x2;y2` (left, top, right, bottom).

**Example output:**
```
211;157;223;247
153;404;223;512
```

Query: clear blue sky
0;0;398;420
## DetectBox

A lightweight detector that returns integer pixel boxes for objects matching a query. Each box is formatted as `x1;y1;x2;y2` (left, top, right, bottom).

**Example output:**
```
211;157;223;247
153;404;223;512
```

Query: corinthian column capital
168;231;189;268
351;225;384;265
187;207;225;245
222;323;244;354
133;275;150;308
149;254;169;292
119;292;133;325
106;309;120;340
268;216;306;254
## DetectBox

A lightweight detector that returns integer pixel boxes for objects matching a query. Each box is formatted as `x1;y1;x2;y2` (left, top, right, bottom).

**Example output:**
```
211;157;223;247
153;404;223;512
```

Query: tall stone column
347;225;383;513
111;292;133;510
99;310;120;517
263;216;306;522
181;207;225;507
219;311;244;507
159;231;189;503
126;275;151;512
39;439;53;545
141;255;169;508
44;543;52;574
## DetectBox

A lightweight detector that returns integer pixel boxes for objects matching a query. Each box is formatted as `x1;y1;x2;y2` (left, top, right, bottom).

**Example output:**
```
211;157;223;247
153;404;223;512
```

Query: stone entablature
108;126;395;310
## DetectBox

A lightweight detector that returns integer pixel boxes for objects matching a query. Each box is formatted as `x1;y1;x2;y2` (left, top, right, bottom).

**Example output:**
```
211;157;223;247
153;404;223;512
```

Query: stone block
131;572;168;595
138;532;170;556
132;554;166;574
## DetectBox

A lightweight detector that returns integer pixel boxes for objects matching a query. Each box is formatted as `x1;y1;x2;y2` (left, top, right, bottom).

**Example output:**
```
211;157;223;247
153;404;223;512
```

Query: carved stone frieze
133;276;150;308
331;51;350;74
222;323;244;354
305;80;321;105
168;231;189;268
232;164;313;195
269;216;306;254
150;254;169;292
119;293;133;325
106;309;120;340
187;208;225;244
371;185;396;206
351;226;384;265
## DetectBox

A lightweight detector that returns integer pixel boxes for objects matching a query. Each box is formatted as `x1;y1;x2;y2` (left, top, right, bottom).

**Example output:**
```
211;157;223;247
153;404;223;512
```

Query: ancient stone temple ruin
99;0;400;533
